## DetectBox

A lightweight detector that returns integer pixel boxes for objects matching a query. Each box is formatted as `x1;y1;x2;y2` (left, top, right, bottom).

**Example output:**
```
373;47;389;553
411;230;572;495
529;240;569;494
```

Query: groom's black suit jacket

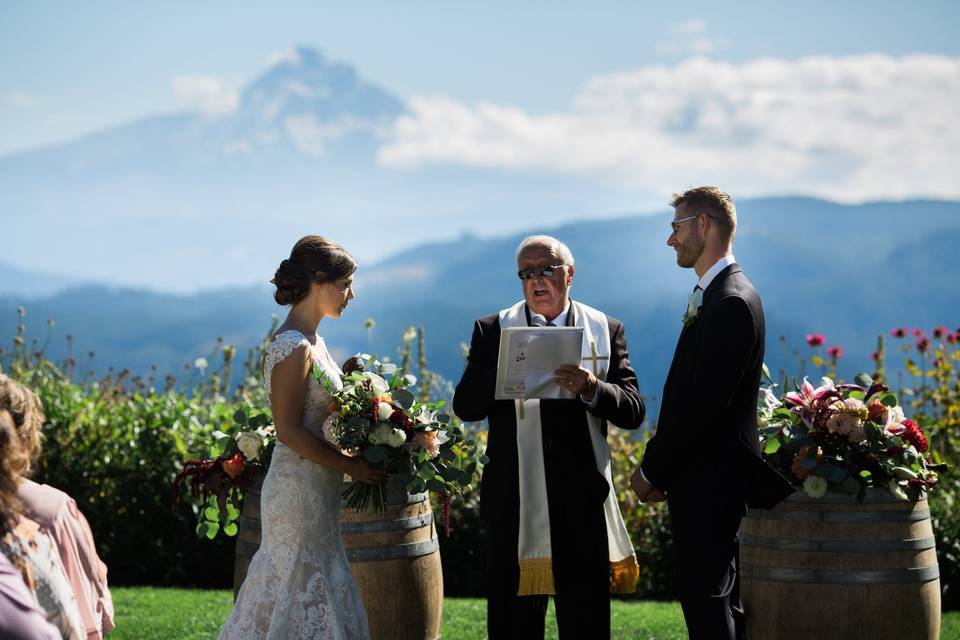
641;264;793;596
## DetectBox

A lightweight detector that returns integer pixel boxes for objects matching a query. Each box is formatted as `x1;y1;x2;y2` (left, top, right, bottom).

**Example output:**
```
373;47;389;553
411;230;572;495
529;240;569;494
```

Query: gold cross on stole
583;340;609;377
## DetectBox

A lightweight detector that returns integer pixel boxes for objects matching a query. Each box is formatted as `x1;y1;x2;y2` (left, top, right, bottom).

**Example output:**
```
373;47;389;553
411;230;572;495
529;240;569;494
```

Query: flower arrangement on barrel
174;355;485;538
758;368;945;501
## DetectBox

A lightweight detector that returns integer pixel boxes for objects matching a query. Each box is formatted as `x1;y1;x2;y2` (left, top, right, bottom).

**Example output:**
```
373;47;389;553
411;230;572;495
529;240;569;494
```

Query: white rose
236;431;262;461
377;402;394;421
802;475;828;499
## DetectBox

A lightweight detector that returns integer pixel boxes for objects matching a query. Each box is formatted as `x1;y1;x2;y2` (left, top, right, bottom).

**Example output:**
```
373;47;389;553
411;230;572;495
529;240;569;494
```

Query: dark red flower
887;446;904;457
870;351;881;362
912;328;924;338
933;325;948;339
806;333;825;347
949;333;960;345
891;328;907;338
916;337;930;353
827;346;844;359
901;419;929;453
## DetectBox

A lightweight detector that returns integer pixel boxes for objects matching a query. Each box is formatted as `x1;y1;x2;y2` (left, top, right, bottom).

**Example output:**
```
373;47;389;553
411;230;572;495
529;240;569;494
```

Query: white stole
498;300;640;595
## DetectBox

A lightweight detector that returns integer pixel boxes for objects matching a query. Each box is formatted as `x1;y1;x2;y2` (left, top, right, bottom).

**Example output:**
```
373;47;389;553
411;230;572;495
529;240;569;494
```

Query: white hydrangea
369;424;407;448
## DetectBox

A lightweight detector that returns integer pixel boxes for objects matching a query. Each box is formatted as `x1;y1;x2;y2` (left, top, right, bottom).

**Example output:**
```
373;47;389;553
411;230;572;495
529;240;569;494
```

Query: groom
454;235;644;640
631;187;794;639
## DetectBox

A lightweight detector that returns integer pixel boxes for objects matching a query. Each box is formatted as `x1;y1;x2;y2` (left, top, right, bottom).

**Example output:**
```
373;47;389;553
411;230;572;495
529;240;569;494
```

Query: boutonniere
682;288;703;328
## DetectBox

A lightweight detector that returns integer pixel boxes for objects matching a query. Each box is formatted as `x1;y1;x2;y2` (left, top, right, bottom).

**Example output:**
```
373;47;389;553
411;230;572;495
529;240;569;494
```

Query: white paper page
495;326;584;400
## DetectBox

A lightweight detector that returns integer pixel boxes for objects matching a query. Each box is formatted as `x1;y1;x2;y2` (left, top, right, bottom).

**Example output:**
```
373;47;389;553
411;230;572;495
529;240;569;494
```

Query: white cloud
284;114;374;156
266;47;301;68
379;54;960;202
171;75;239;116
9;92;37;109
660;20;723;55
669;20;706;35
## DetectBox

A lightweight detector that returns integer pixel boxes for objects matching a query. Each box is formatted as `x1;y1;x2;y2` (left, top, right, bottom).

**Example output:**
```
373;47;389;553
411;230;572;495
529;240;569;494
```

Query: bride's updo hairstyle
271;235;357;306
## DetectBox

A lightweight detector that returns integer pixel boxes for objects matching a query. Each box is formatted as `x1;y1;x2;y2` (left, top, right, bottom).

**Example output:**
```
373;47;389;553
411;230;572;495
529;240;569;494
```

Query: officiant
453;235;645;640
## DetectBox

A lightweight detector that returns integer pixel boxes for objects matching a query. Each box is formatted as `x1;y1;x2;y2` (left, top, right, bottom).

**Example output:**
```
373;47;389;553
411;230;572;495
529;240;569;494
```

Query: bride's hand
347;458;387;484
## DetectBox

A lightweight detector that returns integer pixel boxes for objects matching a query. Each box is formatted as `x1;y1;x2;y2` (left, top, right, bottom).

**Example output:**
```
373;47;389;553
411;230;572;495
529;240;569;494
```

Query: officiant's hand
553;364;598;401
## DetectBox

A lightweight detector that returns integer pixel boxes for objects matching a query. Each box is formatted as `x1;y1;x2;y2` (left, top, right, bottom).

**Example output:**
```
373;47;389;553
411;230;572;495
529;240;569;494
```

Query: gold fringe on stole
609;555;640;594
517;557;556;596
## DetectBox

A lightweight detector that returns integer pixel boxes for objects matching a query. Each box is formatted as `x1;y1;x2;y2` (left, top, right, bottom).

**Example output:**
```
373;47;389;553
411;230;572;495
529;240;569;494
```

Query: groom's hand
630;468;665;503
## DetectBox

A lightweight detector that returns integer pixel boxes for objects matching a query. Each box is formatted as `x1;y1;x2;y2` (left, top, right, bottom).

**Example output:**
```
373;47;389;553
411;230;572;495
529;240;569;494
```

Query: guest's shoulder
17;480;70;527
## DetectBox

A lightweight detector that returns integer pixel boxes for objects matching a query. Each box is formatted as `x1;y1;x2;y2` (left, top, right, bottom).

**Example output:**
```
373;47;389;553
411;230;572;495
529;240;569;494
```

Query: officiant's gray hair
516;235;575;266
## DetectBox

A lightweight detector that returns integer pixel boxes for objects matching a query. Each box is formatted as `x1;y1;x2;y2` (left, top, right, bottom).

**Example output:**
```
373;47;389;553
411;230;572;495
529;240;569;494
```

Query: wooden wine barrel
740;489;940;640
234;472;443;640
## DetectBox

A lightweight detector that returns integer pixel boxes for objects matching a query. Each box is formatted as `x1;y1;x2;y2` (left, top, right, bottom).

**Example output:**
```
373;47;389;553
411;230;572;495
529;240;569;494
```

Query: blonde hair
0;375;45;475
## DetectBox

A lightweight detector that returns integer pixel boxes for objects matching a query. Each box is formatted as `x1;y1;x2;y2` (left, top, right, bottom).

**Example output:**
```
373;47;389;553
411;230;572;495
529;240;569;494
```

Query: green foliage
608;426;675;599
888;326;960;608
0;310;276;587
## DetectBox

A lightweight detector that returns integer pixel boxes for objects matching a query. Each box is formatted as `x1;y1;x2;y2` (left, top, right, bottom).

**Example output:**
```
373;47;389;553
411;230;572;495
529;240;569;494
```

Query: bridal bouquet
316;356;485;512
758;371;942;501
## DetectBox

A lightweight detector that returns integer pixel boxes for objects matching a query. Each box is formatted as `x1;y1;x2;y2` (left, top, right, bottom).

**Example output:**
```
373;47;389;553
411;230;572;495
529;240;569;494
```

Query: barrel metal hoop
740;533;937;553
347;537;439;562
341;511;434;534
747;508;930;523
741;563;940;584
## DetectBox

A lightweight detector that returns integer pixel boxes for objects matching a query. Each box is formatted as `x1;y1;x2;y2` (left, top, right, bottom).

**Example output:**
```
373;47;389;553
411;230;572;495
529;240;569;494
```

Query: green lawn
109;588;960;639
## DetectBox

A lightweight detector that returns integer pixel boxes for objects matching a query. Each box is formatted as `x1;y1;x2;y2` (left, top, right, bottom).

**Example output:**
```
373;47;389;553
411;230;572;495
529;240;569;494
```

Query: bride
220;235;385;639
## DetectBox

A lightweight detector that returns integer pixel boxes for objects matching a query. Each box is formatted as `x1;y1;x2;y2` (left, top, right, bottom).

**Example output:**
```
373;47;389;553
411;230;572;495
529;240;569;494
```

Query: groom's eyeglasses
670;213;714;234
517;265;566;280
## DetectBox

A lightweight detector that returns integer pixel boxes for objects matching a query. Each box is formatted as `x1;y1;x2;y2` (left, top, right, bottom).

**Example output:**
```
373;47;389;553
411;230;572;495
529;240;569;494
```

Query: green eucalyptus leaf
854;373;873;389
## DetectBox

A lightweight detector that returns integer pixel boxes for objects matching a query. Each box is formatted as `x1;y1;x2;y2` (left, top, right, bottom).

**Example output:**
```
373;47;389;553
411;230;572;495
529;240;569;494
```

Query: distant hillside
3;197;959;406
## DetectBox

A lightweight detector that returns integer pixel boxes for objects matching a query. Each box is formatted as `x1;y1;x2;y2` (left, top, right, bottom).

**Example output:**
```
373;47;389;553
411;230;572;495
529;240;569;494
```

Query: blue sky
2;1;957;155
1;2;958;291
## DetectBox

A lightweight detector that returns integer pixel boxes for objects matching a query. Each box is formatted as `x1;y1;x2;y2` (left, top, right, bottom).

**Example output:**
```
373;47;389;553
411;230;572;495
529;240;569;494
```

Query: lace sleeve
263;331;312;396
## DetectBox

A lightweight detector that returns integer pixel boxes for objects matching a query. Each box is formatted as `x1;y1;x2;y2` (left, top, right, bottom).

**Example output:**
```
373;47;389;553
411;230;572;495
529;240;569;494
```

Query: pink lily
785;377;836;427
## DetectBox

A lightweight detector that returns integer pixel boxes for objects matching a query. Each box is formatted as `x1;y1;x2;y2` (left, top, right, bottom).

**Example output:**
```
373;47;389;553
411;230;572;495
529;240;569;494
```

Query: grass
109;588;960;639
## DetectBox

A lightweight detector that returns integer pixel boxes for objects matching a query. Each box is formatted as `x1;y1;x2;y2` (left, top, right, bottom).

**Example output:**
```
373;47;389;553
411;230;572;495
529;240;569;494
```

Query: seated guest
0;407;85;640
0;552;61;640
0;375;115;639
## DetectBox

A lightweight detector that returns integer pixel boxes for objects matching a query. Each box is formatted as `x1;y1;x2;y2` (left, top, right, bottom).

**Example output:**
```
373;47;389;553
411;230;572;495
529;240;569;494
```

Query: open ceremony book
494;326;584;400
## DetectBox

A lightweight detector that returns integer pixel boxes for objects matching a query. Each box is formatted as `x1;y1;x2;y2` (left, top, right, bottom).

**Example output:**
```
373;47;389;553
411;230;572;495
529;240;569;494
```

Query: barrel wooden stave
741;492;940;640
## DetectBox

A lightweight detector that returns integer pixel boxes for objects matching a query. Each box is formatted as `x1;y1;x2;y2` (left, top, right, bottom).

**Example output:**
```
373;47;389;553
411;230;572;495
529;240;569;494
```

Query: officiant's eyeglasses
517;265;566;280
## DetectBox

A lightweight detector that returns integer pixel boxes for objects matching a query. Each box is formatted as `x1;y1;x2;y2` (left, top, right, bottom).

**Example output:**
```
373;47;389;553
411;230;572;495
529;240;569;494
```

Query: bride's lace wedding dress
220;330;370;640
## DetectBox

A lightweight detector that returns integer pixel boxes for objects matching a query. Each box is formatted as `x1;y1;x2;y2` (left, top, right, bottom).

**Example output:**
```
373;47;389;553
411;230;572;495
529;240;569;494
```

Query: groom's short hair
671;186;737;243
